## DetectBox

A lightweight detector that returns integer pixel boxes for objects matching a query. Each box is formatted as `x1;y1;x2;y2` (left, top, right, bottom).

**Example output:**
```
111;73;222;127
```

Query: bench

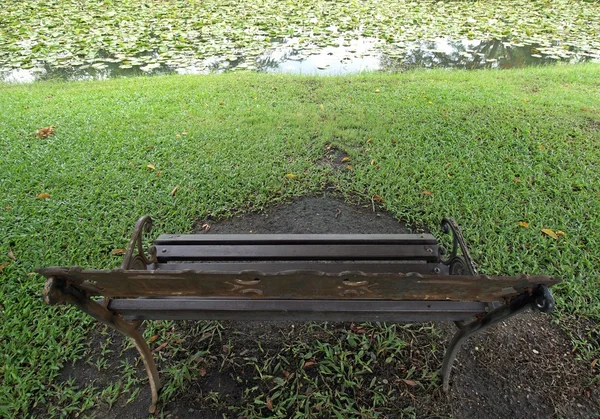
38;216;560;413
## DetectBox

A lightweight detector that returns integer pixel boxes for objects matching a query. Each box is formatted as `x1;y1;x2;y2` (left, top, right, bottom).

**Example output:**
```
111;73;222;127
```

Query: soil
55;195;599;418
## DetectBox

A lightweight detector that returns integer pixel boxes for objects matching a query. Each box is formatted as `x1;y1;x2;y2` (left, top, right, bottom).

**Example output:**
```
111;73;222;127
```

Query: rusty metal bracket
121;215;157;270
441;284;555;392
43;277;161;414
440;217;477;276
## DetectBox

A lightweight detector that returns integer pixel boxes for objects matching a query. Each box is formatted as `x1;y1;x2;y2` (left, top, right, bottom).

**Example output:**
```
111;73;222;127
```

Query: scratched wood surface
36;267;560;302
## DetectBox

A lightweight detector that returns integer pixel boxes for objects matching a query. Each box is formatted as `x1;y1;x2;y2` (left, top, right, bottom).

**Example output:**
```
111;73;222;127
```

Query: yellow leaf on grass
148;335;159;343
373;195;383;202
523;98;530;102
111;248;126;255
370;159;375;165
346;165;354;171
147;164;156;170
366;138;372;143
518;221;529;228
556;231;565;237
170;185;180;196
37;193;51;199
341;157;351;163
541;229;558;240
285;173;297;179
422;190;432;196
4;206;12;210
538;145;545;151
375;89;380;93
319;104;325;111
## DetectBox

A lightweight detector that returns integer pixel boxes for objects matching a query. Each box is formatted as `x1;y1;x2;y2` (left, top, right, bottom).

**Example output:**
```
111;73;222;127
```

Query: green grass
1;64;600;416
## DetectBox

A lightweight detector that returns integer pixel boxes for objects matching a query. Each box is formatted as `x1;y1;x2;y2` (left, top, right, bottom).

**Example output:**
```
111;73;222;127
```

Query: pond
1;0;599;82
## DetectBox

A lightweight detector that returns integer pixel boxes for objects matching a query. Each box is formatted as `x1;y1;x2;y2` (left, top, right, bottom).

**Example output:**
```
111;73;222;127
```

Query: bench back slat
153;261;449;275
36;267;560;302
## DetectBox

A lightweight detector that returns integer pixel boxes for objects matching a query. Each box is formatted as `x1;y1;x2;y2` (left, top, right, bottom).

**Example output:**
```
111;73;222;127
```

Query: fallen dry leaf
147;164;156;170
319;104;325;111
266;396;273;411
145;145;155;150
199;368;207;377
538;145;546;151
556;231;565;237
341;157;351;163
523;97;530;102
4;206;13;210
375;89;380;93
518;221;529;228
35;126;56;139
156;171;162;177
303;359;317;369
346;165;354;171
285;173;297;179
111;248;126;255
37;193;51;199
513;177;522;183
7;251;16;261
373;195;384;202
370;159;375;165
170;185;180;196
0;262;9;274
422;190;432;196
200;223;211;232
401;379;418;386
541;229;558;240
148;335;159;343
366;138;373;143
591;359;598;369
152;342;168;353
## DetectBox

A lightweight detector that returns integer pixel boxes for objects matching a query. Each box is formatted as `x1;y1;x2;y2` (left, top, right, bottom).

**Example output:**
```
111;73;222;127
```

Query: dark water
1;37;594;83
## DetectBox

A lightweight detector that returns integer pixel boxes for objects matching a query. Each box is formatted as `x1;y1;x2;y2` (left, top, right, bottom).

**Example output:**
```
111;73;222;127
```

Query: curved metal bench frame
39;216;558;413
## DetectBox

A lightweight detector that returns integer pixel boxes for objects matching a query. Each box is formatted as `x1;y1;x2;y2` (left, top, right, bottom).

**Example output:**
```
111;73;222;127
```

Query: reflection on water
2;37;596;83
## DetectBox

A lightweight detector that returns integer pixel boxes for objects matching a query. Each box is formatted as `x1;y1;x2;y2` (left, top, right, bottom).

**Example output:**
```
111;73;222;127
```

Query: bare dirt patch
55;195;598;418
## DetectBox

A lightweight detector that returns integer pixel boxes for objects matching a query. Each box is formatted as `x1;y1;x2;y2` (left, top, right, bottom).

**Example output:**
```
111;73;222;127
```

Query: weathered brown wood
154;244;441;261
154;233;438;245
36;267;560;302
153;261;449;275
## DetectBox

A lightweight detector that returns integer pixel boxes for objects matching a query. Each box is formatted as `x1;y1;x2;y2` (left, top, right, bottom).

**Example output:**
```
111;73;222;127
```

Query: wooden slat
154;244;440;262
154;233;438;245
108;298;488;322
36;267;561;302
153;262;449;275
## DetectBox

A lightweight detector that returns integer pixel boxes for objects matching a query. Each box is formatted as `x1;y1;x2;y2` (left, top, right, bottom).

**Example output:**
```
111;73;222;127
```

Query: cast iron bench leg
43;278;161;414
441;284;555;391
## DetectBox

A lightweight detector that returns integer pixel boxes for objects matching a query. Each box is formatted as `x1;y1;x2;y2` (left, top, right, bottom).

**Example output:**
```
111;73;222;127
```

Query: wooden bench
38;216;560;413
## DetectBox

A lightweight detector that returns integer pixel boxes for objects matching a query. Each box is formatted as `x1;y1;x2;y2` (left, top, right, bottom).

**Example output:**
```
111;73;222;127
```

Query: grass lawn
1;64;600;416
